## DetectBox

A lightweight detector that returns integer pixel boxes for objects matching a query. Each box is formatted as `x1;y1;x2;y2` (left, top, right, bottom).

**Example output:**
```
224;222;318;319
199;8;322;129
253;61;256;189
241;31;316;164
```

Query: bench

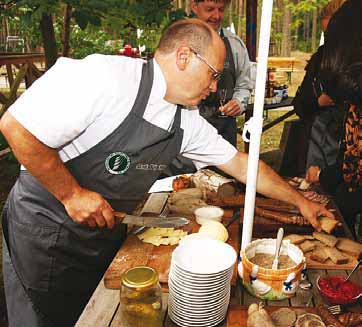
267;57;302;84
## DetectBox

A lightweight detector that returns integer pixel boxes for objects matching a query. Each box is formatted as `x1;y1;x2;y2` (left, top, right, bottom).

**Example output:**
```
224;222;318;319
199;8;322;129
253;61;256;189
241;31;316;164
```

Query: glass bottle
120;266;163;327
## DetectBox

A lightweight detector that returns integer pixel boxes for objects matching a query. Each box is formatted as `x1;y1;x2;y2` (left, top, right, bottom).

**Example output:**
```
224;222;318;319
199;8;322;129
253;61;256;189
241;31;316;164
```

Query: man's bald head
156;18;216;57
193;0;231;5
155;18;226;107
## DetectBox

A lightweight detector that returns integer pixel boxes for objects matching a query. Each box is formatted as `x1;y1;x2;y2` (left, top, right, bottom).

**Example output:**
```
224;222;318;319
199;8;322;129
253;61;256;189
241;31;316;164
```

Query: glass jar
120;266;163;327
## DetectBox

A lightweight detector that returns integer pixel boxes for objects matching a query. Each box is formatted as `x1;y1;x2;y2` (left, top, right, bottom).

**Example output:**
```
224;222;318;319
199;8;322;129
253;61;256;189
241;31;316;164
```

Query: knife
113;212;189;228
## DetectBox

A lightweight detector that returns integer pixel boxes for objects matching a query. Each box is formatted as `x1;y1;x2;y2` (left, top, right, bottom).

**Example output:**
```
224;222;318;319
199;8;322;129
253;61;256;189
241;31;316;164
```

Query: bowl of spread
317;275;362;305
239;238;306;300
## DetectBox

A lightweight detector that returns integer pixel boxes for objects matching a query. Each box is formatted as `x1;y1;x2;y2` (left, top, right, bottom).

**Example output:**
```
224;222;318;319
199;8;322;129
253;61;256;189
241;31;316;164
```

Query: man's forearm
219;152;307;208
0;112;81;203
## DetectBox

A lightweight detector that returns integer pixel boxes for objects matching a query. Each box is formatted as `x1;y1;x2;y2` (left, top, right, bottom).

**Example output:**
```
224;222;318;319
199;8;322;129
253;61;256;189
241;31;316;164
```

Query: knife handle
113;211;126;222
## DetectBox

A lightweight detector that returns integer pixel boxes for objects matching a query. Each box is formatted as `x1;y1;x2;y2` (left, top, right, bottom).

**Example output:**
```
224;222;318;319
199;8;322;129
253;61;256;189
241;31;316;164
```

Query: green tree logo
105;152;131;175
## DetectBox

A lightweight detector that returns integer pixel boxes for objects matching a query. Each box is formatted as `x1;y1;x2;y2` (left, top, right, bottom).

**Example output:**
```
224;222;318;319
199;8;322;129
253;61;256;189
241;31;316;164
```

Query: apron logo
105;152;130;175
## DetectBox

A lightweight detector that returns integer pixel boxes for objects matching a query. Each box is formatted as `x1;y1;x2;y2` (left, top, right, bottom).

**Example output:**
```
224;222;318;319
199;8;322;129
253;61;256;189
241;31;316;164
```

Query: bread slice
284;234;314;245
323;246;349;264
319;216;340;234
312;231;338;248
336;237;362;258
310;246;330;263
299;240;316;253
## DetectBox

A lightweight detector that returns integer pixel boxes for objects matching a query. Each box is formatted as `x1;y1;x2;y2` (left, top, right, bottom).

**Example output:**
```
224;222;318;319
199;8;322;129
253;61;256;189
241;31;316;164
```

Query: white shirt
9;54;237;170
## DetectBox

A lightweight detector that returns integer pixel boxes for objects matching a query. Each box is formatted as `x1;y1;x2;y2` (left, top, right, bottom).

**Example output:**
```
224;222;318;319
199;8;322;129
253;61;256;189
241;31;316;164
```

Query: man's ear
190;1;198;15
176;46;192;71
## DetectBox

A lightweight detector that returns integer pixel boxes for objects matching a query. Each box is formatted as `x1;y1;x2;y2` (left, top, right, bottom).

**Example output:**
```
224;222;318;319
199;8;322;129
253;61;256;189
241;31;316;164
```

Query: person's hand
62;187;116;229
317;93;334;107
219;99;244;117
298;198;335;232
306;166;321;184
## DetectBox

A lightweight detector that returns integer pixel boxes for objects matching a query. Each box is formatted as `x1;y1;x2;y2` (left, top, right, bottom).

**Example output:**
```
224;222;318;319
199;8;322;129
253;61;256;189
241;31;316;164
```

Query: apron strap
132;60;154;118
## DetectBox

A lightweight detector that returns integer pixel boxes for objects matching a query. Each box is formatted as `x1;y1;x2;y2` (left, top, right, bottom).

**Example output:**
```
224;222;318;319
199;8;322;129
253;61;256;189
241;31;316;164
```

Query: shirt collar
148;58;167;105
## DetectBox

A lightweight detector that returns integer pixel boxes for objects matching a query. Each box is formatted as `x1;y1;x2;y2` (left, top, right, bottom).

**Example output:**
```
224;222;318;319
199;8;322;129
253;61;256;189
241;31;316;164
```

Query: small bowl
194;206;224;225
316;275;362;305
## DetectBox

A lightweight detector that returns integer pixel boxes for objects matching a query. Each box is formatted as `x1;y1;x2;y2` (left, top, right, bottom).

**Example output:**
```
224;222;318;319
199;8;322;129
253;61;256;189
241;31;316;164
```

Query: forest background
1;0;328;67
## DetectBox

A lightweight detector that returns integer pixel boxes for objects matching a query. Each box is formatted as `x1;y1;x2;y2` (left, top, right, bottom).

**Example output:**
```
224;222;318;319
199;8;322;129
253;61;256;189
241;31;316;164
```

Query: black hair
320;0;362;105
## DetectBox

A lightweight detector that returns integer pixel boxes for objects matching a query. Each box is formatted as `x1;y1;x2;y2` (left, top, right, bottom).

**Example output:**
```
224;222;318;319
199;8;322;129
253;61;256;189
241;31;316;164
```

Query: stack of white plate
168;238;237;327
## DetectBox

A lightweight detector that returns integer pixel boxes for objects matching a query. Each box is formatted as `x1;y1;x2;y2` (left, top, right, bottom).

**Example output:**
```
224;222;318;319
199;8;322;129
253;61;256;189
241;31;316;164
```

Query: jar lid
121;266;159;289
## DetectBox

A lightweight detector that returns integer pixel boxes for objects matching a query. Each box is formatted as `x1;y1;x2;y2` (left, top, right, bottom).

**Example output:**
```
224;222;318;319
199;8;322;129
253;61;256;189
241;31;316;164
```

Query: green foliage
69;25;121;59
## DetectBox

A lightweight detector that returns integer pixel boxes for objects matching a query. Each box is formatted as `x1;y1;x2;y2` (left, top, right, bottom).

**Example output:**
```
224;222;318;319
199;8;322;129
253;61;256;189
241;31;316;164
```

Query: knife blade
113;212;189;228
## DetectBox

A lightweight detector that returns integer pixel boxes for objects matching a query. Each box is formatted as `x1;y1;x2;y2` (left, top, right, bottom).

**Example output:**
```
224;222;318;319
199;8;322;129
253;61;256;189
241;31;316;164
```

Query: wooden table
75;267;361;326
75;194;361;327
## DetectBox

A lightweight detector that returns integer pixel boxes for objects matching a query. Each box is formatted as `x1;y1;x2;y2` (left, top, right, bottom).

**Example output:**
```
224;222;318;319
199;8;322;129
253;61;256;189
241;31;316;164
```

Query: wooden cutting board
227;305;318;327
104;212;239;290
304;252;358;270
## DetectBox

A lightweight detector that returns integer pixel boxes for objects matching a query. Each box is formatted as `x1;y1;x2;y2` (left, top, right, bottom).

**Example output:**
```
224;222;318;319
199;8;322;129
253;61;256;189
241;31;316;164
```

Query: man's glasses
190;48;222;81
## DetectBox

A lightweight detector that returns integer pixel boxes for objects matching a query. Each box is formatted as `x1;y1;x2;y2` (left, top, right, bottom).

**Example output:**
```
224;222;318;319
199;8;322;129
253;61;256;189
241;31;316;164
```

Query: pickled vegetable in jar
120;266;163;327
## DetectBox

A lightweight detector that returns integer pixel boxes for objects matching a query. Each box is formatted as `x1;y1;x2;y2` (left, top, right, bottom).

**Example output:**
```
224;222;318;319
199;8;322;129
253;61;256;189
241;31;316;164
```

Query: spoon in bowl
272;228;284;270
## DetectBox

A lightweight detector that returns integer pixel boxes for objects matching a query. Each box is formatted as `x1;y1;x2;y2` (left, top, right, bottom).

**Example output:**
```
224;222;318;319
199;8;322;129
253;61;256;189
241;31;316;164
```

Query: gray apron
199;29;237;146
2;60;184;327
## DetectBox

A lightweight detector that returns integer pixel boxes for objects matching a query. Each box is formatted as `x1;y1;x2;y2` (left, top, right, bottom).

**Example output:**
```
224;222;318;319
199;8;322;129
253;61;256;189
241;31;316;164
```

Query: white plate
168;278;230;294
169;309;225;327
168;297;229;314
172;239;237;274
169;280;230;298
171;262;234;279
169;290;231;307
168;305;227;323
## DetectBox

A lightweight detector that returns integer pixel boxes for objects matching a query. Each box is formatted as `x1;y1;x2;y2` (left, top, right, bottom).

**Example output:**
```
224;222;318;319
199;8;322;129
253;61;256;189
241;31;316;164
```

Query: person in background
191;0;252;147
164;0;252;176
293;0;346;171
306;0;362;238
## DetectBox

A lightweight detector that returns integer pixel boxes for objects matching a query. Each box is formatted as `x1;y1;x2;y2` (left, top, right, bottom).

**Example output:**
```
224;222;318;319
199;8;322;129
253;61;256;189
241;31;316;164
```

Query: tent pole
241;0;274;252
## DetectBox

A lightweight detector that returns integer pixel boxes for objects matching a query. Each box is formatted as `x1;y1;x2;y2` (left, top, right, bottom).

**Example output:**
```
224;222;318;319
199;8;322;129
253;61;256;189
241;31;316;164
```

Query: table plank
307;269;326;306
75;279;119;327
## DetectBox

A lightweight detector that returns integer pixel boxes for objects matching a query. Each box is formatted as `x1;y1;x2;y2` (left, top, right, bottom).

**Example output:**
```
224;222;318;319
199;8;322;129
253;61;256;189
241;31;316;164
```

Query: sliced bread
312;232;338;248
310;246;330;263
336;237;362;258
323;246;350;264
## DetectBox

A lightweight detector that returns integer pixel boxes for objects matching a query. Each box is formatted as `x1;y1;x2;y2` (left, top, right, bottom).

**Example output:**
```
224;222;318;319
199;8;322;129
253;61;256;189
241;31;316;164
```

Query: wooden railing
0;53;45;117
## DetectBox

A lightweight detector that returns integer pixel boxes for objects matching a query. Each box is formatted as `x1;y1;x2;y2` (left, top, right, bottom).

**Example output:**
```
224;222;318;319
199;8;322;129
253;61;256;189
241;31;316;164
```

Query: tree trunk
229;0;234;27
311;8;318;52
237;0;243;38
62;4;72;57
304;13;310;50
40;13;58;69
185;0;190;15
281;0;291;56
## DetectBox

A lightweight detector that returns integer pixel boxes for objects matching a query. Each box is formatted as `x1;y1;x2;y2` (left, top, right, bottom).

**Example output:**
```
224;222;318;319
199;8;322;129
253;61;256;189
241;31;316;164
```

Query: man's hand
219;99;244;117
298;198;335;232
62;188;116;229
317;93;334;107
306;166;321;183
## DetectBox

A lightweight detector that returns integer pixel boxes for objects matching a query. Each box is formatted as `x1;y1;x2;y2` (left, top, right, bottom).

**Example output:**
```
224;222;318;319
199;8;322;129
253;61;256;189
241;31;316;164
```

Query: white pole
241;0;274;251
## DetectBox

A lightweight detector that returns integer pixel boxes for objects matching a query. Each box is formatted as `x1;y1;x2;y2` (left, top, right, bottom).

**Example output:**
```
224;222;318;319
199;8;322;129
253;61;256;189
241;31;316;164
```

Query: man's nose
211;9;221;20
209;80;218;92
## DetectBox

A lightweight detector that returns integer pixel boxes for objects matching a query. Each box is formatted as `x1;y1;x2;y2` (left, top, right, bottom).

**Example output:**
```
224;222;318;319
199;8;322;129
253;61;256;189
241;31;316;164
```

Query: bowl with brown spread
239;238;305;300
